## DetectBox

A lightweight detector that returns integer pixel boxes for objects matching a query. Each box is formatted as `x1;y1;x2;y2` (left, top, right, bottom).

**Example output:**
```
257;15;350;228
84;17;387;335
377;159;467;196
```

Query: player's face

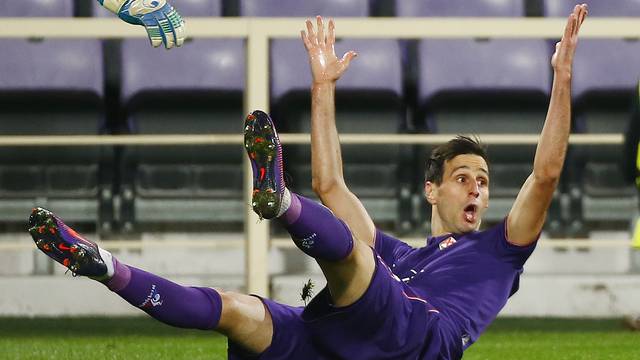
428;154;490;234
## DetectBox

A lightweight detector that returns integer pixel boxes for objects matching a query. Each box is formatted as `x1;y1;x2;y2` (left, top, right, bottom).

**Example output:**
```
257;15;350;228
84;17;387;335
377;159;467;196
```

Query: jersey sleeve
490;218;538;268
373;229;415;266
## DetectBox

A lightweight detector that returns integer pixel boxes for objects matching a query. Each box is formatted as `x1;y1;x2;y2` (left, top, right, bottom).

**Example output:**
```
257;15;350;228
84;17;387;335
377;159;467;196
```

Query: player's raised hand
551;3;588;74
300;16;357;85
98;0;185;49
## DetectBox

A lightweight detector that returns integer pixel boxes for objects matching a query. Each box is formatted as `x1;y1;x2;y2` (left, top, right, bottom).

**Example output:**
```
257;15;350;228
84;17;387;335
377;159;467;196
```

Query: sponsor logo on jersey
438;236;457;250
140;284;163;308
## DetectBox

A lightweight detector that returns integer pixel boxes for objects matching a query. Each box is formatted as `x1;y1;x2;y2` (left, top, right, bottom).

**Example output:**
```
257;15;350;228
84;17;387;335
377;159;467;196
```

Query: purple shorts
228;251;462;359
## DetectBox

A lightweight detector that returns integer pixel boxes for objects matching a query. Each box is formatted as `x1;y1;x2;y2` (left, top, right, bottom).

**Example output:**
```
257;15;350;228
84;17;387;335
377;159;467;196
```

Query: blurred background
1;0;640;326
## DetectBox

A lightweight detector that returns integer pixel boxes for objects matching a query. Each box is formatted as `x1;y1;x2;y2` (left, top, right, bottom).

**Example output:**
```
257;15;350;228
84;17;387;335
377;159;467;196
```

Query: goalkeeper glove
98;0;185;49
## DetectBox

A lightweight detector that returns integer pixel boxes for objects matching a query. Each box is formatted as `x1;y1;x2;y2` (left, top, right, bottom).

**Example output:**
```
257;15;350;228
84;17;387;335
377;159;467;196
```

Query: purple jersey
375;218;537;349
229;218;536;359
230;251;463;360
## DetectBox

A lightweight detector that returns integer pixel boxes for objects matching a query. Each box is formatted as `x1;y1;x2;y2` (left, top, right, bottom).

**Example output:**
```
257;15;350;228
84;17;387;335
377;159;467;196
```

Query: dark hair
425;135;488;185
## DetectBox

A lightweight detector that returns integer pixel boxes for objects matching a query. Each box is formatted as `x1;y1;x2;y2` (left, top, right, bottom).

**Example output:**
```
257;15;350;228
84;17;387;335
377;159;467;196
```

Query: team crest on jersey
438;236;457;250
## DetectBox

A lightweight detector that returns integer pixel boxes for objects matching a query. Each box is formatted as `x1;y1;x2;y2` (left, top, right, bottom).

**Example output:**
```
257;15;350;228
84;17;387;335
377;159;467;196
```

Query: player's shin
29;208;222;331
279;191;354;261
106;260;223;330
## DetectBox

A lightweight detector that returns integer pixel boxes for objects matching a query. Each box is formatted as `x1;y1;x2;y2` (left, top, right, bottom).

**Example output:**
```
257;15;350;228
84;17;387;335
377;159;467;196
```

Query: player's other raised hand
300;16;358;85
551;4;588;74
98;0;185;49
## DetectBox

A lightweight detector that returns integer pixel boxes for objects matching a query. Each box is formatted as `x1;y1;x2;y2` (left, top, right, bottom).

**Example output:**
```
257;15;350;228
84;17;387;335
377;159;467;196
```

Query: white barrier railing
0;17;638;296
0;133;624;146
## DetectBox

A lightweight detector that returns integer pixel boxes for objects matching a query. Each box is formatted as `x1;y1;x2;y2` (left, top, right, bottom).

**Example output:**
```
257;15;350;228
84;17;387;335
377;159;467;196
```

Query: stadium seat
543;0;640;17
116;0;246;231
239;0;368;17
0;0;73;17
0;0;111;232
394;0;527;103
395;0;524;17
238;0;412;233
545;0;640;233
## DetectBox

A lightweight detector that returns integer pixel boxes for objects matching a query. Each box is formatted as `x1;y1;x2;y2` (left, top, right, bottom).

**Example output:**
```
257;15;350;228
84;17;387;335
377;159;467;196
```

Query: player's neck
429;208;452;238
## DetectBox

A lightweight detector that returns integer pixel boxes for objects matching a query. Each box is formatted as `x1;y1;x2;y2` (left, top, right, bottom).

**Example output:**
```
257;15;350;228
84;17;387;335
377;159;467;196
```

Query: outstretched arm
508;4;588;246
97;0;185;49
300;16;376;247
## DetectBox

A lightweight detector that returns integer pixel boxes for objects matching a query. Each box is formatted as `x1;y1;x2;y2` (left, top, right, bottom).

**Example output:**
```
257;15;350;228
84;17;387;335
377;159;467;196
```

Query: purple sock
279;193;354;261
105;258;222;330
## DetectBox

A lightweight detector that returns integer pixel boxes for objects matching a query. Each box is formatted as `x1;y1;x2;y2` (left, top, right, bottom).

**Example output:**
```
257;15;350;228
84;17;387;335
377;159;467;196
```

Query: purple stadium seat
0;40;103;96
572;39;640;102
417;40;550;109
0;0;73;17
121;39;244;102
544;0;640;17
239;0;368;17
93;0;221;17
0;0;101;96
0;0;103;126
396;0;524;17
270;39;402;105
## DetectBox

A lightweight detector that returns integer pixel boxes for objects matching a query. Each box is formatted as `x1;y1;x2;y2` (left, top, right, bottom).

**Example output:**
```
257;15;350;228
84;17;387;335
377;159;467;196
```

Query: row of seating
76;0;640;18
0;0;638;235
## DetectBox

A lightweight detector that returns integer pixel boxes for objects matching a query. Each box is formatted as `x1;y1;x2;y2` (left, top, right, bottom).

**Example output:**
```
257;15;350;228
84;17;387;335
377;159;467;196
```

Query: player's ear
424;181;437;205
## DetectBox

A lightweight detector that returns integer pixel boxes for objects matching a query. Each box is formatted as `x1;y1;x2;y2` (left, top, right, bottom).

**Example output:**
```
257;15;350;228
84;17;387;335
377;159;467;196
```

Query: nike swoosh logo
58;243;72;251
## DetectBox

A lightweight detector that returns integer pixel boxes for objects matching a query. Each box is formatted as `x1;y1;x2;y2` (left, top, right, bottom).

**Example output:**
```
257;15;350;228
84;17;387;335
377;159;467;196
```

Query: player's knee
216;289;239;331
216;291;273;354
217;291;270;333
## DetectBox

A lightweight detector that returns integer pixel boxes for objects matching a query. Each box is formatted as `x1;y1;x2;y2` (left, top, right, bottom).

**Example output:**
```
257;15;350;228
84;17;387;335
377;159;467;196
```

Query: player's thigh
228;296;317;359
304;254;445;358
216;290;273;354
317;239;376;307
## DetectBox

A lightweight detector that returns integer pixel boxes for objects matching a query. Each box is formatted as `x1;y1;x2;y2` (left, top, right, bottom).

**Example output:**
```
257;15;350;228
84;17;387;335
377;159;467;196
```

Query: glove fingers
144;24;164;48
166;7;185;47
174;22;185;47
136;2;185;49
160;19;176;49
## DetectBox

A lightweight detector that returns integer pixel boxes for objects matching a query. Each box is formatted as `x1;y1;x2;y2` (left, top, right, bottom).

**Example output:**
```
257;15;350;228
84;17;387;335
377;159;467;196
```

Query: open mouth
464;204;477;223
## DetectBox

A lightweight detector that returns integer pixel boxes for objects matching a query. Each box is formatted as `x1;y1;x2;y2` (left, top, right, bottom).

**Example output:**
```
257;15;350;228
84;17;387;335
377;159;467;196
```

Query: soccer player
29;4;588;359
97;0;185;49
